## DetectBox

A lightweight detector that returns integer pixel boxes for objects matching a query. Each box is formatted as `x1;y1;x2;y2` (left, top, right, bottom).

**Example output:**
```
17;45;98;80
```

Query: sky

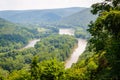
0;0;104;10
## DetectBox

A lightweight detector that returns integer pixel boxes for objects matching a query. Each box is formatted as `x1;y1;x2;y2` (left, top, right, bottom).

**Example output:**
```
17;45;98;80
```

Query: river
23;28;74;49
23;39;40;49
23;28;87;69
65;39;87;68
59;28;74;36
59;28;87;68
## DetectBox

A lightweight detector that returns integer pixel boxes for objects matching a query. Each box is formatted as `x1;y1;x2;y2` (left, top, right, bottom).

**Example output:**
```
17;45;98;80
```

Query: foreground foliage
0;0;120;80
0;35;77;72
72;0;120;79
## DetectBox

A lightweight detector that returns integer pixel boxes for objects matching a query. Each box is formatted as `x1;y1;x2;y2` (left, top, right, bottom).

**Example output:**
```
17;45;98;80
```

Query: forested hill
0;17;59;52
0;7;85;24
0;0;119;79
68;0;120;79
0;7;97;28
0;18;34;52
59;8;97;27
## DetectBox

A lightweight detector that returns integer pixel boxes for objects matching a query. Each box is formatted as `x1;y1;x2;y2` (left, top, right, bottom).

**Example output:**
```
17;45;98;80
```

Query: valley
20;28;87;69
0;7;90;79
0;0;119;79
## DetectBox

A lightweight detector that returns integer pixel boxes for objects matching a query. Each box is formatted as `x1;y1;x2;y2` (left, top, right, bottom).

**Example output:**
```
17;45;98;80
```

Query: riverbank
59;28;87;68
65;39;87;69
19;39;40;50
18;28;87;69
24;39;40;48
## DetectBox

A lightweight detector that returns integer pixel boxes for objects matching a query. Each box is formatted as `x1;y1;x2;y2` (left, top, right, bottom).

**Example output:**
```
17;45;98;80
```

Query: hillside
0;0;120;79
0;7;97;29
0;17;64;53
0;7;85;24
58;8;97;28
0;18;35;52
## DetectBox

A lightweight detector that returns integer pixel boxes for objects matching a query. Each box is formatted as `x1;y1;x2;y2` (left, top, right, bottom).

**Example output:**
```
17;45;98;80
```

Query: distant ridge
0;7;97;28
59;8;97;28
0;7;85;24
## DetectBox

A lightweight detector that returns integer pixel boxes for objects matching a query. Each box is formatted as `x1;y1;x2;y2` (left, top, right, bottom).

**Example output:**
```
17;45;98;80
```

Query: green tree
39;59;65;80
87;0;120;79
30;56;39;80
8;69;30;80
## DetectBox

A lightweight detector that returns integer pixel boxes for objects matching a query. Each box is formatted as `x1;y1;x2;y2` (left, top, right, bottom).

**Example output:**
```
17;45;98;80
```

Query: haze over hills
0;7;96;52
59;8;97;27
0;7;97;27
0;7;85;24
0;0;120;79
0;7;95;50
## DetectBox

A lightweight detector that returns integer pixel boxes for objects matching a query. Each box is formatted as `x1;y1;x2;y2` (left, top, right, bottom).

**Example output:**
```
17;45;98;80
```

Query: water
59;28;87;68
22;28;87;68
65;39;87;68
59;28;74;36
24;28;73;49
23;39;40;49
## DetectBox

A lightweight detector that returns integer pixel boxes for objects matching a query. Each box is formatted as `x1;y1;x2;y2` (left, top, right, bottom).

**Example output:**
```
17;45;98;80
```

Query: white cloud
0;0;104;10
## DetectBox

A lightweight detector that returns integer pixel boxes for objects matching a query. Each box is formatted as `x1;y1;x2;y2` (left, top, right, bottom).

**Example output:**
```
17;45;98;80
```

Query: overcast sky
0;0;104;10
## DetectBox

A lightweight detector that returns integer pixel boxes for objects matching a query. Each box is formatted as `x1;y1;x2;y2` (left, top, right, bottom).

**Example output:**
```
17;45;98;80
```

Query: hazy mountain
0;7;97;28
0;7;85;24
59;8;97;28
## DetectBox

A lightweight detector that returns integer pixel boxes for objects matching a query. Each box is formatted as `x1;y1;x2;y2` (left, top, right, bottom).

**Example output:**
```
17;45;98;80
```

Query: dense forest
0;0;120;80
0;35;77;79
71;0;120;79
0;18;59;53
0;18;32;52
